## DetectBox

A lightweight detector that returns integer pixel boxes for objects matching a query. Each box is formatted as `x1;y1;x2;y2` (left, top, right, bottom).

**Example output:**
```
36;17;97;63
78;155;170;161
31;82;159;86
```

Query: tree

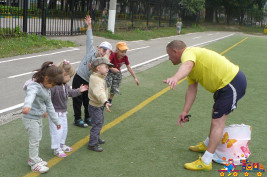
181;0;205;23
235;0;254;25
117;0;128;14
99;0;108;10
205;0;222;23
37;0;42;9
221;0;237;24
48;0;57;9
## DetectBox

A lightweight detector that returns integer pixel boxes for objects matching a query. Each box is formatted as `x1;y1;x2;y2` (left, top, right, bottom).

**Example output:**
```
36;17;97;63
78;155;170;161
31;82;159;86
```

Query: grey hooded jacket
76;29;97;82
23;80;59;126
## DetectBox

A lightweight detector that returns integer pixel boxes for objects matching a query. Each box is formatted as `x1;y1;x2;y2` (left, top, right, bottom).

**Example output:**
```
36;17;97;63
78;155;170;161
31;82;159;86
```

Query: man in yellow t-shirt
163;40;247;171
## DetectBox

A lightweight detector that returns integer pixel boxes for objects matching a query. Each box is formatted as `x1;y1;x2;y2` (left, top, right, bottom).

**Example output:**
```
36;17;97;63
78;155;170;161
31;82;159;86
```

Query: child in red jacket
105;42;139;104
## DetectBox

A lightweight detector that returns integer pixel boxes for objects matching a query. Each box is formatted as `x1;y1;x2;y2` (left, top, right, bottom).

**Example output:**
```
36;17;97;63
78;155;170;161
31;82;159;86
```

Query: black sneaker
84;118;92;126
74;119;88;128
88;145;103;152
98;139;105;144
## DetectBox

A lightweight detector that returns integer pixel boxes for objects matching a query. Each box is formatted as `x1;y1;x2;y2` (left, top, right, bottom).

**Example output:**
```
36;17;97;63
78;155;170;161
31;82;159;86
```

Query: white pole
108;0;117;34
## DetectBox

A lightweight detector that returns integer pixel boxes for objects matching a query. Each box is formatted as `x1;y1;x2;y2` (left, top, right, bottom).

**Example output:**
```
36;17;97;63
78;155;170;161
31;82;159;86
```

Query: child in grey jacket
72;15;112;128
22;61;63;174
49;60;88;158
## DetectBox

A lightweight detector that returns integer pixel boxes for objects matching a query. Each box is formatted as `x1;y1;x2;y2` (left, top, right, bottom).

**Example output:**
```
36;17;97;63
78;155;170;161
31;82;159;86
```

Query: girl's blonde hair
57;60;75;77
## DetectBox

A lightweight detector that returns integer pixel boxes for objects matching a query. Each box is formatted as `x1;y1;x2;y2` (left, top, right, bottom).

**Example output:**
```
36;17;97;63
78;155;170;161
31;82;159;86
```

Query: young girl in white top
22;61;63;174
49;60;88;158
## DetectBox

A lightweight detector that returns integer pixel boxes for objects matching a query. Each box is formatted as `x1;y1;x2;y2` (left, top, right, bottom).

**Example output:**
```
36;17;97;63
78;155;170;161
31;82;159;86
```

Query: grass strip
0;34;77;58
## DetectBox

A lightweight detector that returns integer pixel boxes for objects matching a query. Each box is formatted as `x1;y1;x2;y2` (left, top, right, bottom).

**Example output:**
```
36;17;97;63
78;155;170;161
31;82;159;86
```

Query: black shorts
212;70;247;119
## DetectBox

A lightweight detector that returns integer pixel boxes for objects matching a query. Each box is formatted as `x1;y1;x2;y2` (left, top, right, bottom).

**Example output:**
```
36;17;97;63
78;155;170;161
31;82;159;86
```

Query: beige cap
91;57;114;68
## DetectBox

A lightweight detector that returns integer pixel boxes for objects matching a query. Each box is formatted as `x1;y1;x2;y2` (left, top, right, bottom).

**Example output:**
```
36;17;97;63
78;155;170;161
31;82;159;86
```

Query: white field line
0;103;24;114
0;48;80;64
119;34;236;72
70;61;81;65
128;46;150;51
1;33;235;114
132;40;145;43
190;33;234;47
121;54;168;72
7;47;149;79
8;72;36;79
8;61;79;78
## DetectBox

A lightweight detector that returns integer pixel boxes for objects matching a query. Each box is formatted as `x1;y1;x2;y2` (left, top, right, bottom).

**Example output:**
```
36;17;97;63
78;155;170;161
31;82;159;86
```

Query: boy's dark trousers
72;74;90;122
88;104;104;146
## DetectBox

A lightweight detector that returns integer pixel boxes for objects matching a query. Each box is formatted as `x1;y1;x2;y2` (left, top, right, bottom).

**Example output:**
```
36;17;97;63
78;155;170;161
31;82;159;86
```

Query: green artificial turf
0;35;266;177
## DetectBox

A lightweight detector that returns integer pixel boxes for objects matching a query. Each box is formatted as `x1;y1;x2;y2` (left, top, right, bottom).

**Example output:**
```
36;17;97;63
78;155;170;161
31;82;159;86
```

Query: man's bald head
167;40;187;50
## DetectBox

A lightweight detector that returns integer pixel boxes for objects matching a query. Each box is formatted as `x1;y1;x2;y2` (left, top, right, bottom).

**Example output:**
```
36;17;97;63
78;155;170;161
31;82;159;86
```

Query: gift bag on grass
213;124;251;165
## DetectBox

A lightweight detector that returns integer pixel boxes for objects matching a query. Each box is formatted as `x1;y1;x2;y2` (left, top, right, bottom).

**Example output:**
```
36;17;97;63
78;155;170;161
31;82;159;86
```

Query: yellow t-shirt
181;47;239;93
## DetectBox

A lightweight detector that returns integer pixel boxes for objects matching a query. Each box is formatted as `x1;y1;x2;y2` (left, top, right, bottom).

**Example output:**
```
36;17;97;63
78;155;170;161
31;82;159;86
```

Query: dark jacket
51;84;81;113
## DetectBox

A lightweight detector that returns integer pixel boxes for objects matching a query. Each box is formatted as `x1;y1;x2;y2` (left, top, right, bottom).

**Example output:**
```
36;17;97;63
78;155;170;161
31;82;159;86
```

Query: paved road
0;31;236;116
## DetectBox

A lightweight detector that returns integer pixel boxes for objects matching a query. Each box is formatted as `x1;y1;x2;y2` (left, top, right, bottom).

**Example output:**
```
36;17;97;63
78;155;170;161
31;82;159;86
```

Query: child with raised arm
105;42;139;104
72;15;112;128
49;60;88;158
87;57;113;152
22;61;63;174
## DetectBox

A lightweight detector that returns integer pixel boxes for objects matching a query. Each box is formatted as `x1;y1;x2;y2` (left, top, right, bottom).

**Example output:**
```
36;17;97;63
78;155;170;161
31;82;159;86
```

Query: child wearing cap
87;57;113;152
72;15;112;128
105;42;139;104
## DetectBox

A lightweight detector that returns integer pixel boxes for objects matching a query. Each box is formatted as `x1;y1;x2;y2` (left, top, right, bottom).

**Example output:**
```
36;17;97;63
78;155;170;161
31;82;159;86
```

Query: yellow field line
23;78;184;177
24;37;248;177
220;37;248;55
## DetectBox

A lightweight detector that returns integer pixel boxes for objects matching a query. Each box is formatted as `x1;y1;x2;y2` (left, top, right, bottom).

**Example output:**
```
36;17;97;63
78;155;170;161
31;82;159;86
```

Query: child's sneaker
84;118;92;126
54;148;66;158
28;158;48;166
61;144;73;152
74;119;88;128
98;139;105;144
184;156;212;171
87;145;103;152
189;141;207;152
31;163;49;173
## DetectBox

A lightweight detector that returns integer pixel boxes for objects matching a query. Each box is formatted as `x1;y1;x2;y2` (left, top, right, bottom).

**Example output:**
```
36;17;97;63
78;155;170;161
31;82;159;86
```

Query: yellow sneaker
184;157;212;171
189;141;207;152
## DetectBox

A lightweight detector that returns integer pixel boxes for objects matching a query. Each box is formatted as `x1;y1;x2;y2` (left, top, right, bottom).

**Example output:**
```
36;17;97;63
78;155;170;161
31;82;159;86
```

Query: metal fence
0;0;179;36
0;0;89;36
